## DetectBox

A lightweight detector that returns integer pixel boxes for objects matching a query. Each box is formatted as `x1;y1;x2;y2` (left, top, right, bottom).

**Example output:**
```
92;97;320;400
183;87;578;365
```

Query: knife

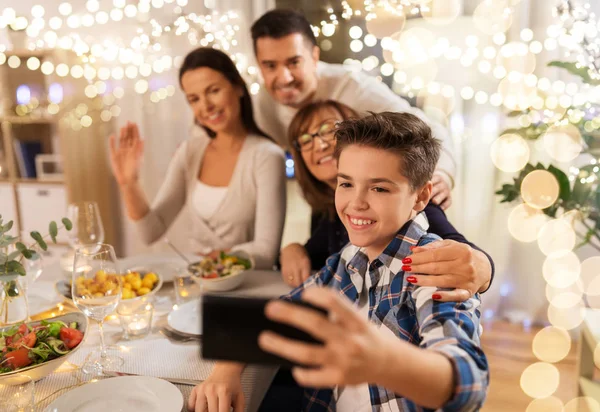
103;370;204;386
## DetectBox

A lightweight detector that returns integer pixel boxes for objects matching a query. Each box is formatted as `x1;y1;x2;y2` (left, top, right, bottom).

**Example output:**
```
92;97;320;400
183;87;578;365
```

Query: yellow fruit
122;289;134;299
93;292;104;298
129;278;142;291
123;283;132;290
141;278;154;289
131;272;141;281
95;271;107;283
143;273;158;284
137;287;151;296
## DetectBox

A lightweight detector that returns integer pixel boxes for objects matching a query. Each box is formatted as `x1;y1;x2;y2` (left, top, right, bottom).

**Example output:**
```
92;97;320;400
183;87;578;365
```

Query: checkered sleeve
409;236;489;411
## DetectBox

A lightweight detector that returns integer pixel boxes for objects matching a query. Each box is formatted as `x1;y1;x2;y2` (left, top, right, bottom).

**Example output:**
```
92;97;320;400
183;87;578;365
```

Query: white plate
44;376;183;412
168;299;202;336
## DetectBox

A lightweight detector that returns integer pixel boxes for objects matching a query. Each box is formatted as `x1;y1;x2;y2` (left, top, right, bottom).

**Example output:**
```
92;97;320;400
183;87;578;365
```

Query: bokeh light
543;124;584;163
490;133;530;172
526;397;564;412
547;300;586;330
521;170;559;210
563;397;600;412
473;0;514;35
537;219;576;256
532;326;571;363
508;204;548;242
366;6;406;38
520;362;559;398
543;251;581;289
421;0;461;25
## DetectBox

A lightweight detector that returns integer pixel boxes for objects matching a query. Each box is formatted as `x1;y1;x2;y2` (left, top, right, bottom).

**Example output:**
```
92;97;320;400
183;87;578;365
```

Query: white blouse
192;180;228;221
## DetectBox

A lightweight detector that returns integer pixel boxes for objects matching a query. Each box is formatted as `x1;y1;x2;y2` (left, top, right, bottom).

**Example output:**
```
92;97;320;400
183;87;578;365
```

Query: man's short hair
333;112;441;190
251;9;317;53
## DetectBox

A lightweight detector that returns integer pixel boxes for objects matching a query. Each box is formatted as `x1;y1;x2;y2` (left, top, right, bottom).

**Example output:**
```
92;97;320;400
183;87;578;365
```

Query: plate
167;299;202;336
44;376;183;412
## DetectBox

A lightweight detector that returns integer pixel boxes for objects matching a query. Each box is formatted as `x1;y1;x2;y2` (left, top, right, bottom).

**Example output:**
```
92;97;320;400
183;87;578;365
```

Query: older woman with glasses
280;100;496;302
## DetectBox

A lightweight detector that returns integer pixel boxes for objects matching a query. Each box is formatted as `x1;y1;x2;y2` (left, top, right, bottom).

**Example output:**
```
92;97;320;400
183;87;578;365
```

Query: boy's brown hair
333;112;441;191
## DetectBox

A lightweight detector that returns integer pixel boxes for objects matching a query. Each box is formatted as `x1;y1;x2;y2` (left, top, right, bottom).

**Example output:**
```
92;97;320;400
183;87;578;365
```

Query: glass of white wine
72;243;123;375
67;201;105;251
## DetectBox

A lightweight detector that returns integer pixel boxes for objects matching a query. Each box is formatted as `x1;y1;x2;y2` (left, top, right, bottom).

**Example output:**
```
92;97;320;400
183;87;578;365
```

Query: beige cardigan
135;131;287;270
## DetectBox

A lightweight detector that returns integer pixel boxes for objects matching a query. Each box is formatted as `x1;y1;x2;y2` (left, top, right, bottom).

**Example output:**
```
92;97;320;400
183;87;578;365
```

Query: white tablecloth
11;253;292;412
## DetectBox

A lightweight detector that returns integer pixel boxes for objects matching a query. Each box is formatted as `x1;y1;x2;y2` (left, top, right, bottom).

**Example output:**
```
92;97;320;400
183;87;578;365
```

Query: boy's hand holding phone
258;287;393;388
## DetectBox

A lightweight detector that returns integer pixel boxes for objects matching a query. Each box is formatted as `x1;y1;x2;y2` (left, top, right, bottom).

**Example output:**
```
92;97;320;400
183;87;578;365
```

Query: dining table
6;252;292;412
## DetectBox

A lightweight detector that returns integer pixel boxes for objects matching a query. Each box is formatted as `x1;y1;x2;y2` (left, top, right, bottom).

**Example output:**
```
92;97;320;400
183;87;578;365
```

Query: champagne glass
67;201;105;251
72;243;123;375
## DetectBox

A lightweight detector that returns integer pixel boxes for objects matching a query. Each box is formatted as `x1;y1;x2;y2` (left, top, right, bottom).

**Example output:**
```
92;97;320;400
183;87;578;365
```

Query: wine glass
67;201;105;251
72;243;123;375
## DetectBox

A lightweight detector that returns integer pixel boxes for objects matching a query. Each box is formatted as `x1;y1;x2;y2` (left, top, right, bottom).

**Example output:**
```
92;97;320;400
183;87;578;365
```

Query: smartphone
201;294;327;368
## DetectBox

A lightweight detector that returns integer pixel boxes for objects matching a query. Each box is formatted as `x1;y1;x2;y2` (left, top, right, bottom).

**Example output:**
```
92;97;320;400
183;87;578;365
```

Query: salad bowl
0;312;88;383
188;251;254;292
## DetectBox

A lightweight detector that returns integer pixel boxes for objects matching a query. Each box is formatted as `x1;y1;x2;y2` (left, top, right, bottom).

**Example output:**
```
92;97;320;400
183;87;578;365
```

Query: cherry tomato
59;327;84;349
10;332;36;349
4;348;32;369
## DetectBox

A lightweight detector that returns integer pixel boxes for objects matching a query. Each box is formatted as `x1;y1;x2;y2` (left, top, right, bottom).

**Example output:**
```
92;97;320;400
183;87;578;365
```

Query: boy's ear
413;181;432;212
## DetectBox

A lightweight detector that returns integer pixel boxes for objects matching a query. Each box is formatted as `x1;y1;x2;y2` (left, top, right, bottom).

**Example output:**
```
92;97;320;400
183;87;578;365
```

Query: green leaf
548;61;600;85
62;218;72;231
15;242;32;259
547;165;571;203
7;250;20;261
6;260;25;276
49;221;58;244
0;220;14;236
0;236;18;248
30;231;48;251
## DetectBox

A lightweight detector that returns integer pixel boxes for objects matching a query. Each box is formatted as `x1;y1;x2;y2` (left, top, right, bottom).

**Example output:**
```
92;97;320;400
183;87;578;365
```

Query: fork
159;327;201;343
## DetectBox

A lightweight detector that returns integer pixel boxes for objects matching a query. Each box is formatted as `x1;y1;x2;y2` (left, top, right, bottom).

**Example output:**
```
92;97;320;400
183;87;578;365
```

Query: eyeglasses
293;121;339;152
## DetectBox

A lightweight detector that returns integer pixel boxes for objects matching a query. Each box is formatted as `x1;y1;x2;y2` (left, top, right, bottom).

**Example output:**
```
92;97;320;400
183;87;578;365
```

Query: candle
118;303;153;340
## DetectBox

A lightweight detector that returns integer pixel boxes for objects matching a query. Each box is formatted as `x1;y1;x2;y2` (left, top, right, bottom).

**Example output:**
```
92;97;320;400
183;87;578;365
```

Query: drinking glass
19;253;42;322
67;201;105;250
0;375;34;412
72;243;123;375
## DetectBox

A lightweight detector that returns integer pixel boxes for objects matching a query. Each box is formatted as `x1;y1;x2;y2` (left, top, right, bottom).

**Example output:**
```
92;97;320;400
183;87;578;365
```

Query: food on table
72;270;160;300
189;252;252;279
0;321;83;373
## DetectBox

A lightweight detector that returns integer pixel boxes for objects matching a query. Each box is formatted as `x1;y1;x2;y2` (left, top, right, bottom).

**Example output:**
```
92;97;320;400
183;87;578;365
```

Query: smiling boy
189;112;489;412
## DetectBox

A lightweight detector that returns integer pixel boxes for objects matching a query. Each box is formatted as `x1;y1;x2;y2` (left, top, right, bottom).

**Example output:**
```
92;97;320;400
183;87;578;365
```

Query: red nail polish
402;265;412;272
432;294;442;300
402;257;412;264
406;276;417;284
409;246;417;251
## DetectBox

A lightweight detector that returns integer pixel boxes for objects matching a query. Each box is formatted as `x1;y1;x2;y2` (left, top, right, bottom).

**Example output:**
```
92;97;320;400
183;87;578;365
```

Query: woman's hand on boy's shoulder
258;288;393;388
280;243;312;287
404;240;492;302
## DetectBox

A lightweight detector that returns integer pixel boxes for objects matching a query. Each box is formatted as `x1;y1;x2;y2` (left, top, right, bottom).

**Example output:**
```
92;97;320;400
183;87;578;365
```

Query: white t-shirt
192;180;228;221
252;61;456;186
335;271;372;411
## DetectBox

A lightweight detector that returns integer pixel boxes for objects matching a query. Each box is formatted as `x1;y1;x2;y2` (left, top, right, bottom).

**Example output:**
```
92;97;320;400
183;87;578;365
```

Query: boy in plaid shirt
190;112;489;412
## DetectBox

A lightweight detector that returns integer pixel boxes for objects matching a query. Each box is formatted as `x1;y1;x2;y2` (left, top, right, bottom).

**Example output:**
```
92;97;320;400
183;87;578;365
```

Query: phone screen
201;295;326;368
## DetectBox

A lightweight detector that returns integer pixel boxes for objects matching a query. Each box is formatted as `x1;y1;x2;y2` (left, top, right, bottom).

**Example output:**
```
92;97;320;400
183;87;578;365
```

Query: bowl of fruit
188;251;253;292
56;268;162;311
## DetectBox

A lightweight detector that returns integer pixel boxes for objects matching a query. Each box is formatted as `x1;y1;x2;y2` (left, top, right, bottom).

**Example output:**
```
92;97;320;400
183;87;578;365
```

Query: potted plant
0;215;72;325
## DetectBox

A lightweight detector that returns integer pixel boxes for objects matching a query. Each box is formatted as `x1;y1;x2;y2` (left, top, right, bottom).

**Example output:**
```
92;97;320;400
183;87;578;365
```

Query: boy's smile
335;145;431;261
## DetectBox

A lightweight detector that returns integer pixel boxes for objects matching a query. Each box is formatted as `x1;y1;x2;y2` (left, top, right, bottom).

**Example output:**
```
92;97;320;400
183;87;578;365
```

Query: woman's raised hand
109;122;145;187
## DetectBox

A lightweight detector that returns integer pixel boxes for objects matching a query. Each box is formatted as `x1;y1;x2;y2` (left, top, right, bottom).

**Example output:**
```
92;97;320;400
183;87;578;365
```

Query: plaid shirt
283;215;489;412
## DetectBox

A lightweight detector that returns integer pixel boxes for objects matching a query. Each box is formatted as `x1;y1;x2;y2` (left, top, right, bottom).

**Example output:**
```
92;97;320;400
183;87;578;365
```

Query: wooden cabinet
0;49;121;253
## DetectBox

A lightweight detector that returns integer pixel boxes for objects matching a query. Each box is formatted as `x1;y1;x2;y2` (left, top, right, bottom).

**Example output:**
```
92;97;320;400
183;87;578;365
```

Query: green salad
190;252;252;279
0;320;84;373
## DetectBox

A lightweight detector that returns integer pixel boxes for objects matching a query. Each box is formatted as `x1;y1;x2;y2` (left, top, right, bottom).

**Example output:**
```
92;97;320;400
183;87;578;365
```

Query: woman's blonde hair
288;100;358;218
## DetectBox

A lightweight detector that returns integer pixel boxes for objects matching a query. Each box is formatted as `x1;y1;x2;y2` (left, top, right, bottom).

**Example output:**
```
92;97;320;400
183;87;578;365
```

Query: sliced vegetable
59;327;83;349
4;348;32;369
10;332;36;349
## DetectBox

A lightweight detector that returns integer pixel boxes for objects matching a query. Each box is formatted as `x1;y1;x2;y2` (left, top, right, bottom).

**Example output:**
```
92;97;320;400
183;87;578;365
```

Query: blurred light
81;115;93;128
508;204;548;242
350;40;364;53
16;85;31;105
41;61;54;75
532;326;571;363
320;40;332;51
520;28;534;42
380;63;394;76
547;300;585;330
26;57;40;71
349;26;363;39
8;56;21;69
322;23;335;37
58;2;72;15
543;251;581;289
364;34;377;47
96;12;109;24
537;219;576;256
526;397;564;412
461;86;474;100
70;65;83;78
48;83;63;104
31;5;45;18
520;363;559;398
134;79;149;94
521;170;559;209
563;397;600;412
491;134;529;172
543;124;583;162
